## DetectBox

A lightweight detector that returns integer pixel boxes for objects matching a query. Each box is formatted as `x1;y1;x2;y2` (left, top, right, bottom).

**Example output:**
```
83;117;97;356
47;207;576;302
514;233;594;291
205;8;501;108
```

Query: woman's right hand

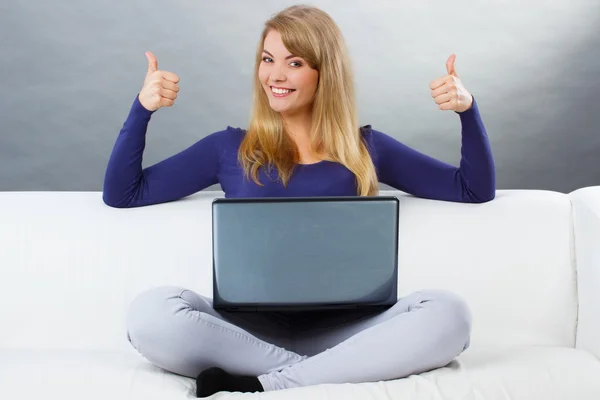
138;51;180;112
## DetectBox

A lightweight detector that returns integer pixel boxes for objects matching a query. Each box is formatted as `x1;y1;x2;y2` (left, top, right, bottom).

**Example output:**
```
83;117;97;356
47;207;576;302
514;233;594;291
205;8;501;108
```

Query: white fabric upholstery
392;189;577;349
1;187;599;399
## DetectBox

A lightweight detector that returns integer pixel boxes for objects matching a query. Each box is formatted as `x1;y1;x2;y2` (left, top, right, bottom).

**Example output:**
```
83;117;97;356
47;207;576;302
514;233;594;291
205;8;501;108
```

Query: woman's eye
262;57;302;67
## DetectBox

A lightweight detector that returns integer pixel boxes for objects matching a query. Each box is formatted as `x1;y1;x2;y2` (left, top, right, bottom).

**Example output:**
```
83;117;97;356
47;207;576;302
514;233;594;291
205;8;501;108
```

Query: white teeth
272;87;293;94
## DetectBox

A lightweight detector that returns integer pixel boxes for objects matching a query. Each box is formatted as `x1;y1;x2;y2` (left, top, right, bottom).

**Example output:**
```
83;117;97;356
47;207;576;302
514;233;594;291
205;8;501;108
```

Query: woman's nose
270;64;286;82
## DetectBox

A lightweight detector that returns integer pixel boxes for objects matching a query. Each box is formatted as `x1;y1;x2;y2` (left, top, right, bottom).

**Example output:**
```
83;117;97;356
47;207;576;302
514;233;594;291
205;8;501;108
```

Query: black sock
195;367;264;398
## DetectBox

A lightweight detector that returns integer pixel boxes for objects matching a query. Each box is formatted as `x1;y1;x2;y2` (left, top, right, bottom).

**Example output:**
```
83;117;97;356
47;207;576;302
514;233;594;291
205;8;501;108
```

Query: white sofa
1;187;600;400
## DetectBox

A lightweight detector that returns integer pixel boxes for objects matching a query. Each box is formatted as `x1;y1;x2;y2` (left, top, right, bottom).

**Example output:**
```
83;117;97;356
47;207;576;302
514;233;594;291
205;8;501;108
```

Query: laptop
212;196;399;312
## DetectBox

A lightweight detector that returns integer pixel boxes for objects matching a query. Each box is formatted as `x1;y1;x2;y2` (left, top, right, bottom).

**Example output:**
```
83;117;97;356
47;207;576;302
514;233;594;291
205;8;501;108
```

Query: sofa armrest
570;186;600;359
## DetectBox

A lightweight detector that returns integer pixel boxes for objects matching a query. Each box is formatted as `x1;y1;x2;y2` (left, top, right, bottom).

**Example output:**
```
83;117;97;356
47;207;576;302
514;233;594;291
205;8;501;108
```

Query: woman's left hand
429;54;473;113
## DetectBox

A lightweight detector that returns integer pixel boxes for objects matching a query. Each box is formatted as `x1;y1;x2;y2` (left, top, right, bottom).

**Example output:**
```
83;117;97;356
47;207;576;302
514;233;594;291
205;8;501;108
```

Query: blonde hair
238;5;378;196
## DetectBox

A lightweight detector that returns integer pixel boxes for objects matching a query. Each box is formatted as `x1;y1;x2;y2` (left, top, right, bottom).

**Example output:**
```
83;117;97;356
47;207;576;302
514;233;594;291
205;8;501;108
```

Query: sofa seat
2;346;599;399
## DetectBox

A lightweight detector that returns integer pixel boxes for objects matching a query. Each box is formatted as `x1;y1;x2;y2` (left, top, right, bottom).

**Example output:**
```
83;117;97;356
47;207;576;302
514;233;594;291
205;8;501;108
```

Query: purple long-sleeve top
102;95;495;208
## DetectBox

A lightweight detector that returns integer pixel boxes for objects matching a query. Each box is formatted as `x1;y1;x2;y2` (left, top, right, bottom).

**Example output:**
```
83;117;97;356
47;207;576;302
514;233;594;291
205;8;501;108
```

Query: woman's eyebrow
262;50;297;60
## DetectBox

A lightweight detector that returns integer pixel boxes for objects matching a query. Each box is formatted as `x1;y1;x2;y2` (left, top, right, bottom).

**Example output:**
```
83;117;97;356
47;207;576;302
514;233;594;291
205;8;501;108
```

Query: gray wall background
1;0;598;193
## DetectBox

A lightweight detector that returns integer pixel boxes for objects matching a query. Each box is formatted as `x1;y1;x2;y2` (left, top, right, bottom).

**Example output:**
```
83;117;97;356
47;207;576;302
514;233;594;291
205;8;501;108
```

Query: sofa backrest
391;189;577;350
0;190;577;352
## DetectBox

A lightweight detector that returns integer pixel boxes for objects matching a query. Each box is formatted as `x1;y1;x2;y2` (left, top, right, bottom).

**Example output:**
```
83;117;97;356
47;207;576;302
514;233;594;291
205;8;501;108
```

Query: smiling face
258;30;319;117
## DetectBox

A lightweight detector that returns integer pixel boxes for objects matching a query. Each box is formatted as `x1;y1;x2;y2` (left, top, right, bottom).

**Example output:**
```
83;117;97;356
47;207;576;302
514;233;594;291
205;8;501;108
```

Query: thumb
145;51;158;73
446;54;458;77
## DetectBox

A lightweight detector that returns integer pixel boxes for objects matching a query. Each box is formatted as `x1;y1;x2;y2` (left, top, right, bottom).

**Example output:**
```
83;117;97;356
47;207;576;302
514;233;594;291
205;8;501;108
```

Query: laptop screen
212;197;399;310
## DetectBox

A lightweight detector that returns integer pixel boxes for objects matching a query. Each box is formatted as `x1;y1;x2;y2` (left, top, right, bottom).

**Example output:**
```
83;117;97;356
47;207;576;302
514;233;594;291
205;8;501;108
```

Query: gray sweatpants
126;286;471;391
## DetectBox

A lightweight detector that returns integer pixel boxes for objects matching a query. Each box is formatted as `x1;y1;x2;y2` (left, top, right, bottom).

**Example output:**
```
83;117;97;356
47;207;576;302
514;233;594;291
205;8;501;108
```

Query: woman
103;5;495;398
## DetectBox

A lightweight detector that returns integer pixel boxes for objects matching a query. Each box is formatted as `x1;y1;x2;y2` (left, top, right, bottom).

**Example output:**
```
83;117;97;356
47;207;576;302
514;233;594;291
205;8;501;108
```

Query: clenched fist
430;54;473;113
138;51;180;112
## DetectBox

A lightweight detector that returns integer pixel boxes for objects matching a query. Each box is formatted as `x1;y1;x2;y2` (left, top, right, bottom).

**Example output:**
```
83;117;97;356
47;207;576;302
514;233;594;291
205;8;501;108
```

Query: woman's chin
268;103;291;113
268;99;307;116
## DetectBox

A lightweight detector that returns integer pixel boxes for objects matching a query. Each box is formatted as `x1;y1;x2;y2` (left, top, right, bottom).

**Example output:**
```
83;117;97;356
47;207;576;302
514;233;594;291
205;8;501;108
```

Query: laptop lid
212;196;399;312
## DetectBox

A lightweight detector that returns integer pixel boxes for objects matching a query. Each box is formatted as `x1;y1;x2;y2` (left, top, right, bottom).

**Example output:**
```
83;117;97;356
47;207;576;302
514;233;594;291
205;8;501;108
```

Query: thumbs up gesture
138;51;180;112
429;54;473;113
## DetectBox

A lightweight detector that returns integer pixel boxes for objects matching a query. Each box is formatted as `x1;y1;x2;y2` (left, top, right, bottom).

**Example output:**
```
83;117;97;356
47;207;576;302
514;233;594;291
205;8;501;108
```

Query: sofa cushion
2;346;599;399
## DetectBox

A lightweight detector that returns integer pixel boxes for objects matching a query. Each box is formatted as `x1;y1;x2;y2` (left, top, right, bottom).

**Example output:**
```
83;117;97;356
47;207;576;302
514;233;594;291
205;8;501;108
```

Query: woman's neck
281;110;312;141
281;109;323;164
